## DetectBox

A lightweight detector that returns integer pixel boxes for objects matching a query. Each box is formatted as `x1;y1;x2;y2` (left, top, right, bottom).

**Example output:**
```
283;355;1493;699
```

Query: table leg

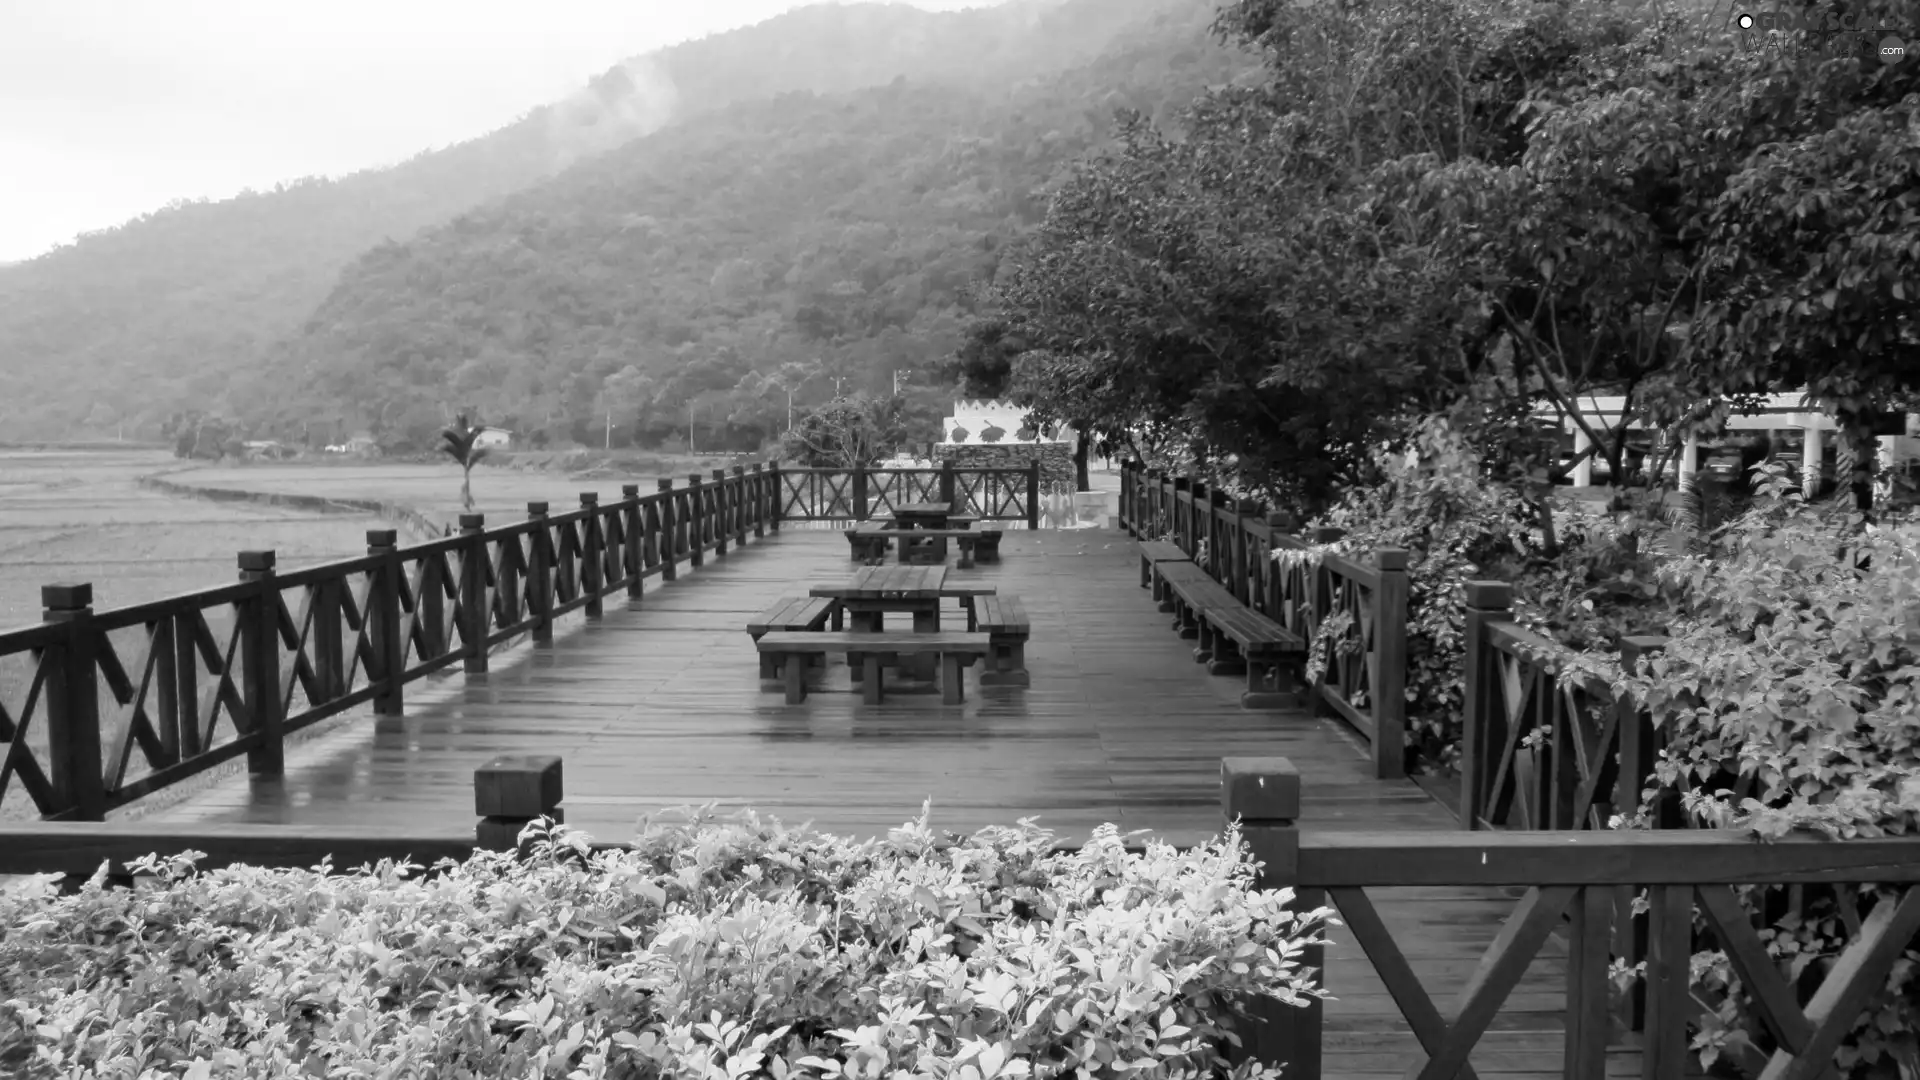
862;655;884;704
911;604;940;679
850;608;880;682
941;652;964;704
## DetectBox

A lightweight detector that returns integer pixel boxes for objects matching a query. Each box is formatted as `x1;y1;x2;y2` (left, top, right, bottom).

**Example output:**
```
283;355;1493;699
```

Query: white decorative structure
940;400;1073;445
1532;392;1917;487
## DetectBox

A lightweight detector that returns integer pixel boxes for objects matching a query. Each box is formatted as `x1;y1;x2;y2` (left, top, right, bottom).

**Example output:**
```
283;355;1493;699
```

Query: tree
779;395;909;468
439;412;489;512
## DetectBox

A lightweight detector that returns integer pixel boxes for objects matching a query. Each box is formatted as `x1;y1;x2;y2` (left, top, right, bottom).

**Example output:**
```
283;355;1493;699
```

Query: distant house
473;427;513;450
241;440;294;460
342;432;378;454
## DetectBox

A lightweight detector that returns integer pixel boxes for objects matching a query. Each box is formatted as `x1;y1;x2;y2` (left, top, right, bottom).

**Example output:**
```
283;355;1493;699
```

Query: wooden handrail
0;466;783;821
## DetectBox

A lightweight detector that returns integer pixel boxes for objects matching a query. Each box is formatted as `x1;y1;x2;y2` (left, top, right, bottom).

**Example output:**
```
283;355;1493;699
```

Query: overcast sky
0;0;999;263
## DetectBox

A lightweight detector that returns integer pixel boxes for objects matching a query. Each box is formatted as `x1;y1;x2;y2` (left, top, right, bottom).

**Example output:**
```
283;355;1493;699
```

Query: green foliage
780;396;911;469
0;810;1328;1080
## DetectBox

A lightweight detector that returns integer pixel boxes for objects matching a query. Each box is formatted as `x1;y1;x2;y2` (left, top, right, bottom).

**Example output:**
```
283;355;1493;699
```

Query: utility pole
787;390;794;432
604;412;612;450
688;401;695;454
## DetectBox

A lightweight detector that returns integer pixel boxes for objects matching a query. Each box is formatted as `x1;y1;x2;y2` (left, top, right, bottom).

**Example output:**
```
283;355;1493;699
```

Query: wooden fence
0;465;782;822
1119;463;1678;817
775;461;1042;528
3;754;1912;1080
1118;463;1410;779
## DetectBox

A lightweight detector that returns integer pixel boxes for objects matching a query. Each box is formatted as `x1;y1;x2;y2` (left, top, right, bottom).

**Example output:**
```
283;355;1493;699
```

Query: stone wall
937;442;1076;490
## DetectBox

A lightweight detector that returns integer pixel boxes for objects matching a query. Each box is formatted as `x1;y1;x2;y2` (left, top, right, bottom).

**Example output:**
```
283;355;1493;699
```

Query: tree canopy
973;0;1919;512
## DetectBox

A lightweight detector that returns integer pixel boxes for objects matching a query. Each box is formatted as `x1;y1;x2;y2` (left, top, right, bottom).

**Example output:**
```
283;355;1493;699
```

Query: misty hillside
0;0;1206;440
215;0;1255;452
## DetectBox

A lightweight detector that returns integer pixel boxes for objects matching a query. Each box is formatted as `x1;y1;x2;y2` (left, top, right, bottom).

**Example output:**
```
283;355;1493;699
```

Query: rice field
171;457;691;525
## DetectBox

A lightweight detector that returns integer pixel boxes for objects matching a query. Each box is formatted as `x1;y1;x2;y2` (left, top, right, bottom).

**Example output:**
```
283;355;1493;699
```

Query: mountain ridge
0;0;1212;439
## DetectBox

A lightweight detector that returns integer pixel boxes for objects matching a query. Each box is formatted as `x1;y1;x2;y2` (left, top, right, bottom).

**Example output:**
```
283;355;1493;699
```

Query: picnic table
809;565;996;679
891;501;955;530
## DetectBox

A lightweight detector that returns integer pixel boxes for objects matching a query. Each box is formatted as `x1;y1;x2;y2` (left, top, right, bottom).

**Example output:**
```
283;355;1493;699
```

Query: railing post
854;466;870;522
939;458;957;512
579;493;604;618
475;754;563;855
1372;548;1410;780
713;468;731;555
1221;757;1321;1079
731;465;750;546
527;503;554;644
1026;460;1041;530
749;464;767;538
621;484;645;600
238;550;283;777
41;582;105;821
1459;581;1512;830
367;530;405;713
656;480;678;581
687;475;706;567
459;514;489;674
756;461;771;530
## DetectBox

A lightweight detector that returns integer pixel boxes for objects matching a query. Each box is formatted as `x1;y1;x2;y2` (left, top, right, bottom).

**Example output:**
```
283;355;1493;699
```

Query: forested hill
0;0;1210;441
222;0;1255;451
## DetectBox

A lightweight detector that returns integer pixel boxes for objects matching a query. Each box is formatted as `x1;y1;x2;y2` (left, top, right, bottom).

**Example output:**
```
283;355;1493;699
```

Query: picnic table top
811;564;947;598
893;502;953;517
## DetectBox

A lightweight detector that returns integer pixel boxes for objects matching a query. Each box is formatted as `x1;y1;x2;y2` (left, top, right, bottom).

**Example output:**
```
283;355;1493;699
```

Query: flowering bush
0;808;1330;1080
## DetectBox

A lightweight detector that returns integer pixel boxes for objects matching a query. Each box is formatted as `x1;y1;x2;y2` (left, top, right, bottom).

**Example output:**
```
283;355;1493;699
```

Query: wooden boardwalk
145;528;1622;1079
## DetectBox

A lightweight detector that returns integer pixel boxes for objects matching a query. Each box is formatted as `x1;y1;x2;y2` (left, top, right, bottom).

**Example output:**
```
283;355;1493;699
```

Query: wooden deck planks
140;528;1616;1080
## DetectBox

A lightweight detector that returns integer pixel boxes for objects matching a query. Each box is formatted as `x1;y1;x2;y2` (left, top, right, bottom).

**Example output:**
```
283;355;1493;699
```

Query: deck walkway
145;529;1626;1079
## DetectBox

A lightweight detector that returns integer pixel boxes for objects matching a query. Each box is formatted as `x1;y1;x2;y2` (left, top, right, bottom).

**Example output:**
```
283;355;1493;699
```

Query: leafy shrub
1290;417;1541;769
0;809;1329;1080
1601;471;1920;1077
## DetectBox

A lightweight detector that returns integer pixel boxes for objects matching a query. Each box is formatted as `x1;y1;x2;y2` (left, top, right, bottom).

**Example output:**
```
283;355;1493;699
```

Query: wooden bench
746;596;841;678
850;528;998;568
1137;540;1192;602
973;595;1030;687
755;631;991;705
1159;564;1306;710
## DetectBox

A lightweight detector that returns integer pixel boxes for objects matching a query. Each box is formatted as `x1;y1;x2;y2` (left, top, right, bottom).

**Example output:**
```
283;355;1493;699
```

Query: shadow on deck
146;528;1615;1080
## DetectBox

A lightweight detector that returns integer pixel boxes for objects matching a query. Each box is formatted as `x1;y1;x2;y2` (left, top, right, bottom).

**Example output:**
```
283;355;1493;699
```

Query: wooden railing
0;466;781;822
1119;462;1410;778
777;461;1042;528
1460;581;1675;832
4;754;1912;1080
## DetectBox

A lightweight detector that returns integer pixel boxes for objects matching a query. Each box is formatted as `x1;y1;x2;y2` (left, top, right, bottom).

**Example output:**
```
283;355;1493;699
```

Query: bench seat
1161;566;1306;710
746;596;841;678
973;595;1031;687
1137;540;1192;601
755;630;991;705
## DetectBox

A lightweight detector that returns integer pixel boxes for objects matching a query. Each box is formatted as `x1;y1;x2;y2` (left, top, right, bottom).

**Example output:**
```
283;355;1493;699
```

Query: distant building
474;427;513;450
343;432;378;454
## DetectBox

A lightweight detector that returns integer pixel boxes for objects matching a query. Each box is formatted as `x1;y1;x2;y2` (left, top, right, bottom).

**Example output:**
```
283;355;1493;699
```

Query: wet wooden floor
146;528;1636;1078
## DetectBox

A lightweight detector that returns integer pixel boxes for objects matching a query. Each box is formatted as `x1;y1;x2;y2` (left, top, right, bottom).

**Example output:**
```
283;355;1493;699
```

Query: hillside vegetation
0;0;1220;443
215;0;1252;452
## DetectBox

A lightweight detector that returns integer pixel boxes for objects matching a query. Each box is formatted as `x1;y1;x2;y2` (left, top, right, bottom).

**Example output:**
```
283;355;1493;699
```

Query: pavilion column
1678;432;1699;486
1571;428;1593;488
1802;426;1823;494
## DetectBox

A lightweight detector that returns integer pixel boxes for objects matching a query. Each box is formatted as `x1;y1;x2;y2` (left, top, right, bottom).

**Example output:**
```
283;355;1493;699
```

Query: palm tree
439;412;489;512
